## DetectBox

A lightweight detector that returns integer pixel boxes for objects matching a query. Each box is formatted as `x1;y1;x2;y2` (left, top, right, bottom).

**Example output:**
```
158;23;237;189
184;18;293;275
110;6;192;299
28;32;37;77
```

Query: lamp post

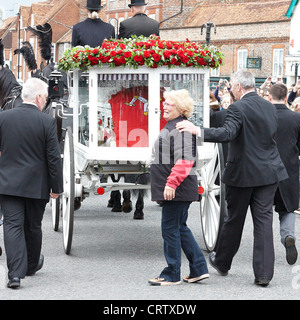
201;22;216;45
17;11;21;79
291;62;300;82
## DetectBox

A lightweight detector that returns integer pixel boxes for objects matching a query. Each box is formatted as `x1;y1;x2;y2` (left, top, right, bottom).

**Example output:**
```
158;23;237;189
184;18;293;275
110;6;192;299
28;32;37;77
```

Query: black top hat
85;0;103;10
128;0;148;8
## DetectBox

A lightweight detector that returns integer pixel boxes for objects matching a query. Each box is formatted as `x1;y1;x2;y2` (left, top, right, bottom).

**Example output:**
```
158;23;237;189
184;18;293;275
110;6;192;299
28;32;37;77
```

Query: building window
237;49;247;70
273;48;284;77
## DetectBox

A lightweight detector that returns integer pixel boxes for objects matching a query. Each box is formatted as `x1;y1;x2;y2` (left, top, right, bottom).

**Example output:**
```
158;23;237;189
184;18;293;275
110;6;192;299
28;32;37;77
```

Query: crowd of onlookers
210;76;300;114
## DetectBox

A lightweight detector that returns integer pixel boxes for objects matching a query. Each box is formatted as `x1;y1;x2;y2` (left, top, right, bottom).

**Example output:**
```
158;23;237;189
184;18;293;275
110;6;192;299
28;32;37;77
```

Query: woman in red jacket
149;89;209;286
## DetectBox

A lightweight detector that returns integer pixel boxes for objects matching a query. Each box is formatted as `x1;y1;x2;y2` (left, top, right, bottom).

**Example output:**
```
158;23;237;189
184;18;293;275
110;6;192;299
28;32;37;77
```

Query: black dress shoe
26;254;44;276
254;279;270;287
7;277;20;289
209;252;228;276
285;236;298;265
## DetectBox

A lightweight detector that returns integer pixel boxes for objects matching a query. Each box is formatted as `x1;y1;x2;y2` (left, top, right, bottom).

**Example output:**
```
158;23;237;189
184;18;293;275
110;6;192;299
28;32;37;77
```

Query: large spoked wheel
51;196;60;231
62;126;75;254
199;143;226;252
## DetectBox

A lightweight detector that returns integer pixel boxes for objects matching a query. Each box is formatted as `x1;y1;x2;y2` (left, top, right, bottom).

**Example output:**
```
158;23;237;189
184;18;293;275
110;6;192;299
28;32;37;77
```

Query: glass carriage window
97;73;150;148
160;74;204;127
78;72;90;147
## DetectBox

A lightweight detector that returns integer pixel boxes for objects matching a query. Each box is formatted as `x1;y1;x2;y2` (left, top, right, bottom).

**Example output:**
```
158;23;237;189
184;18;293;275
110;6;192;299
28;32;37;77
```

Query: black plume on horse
14;41;38;71
28;23;52;63
0;67;23;110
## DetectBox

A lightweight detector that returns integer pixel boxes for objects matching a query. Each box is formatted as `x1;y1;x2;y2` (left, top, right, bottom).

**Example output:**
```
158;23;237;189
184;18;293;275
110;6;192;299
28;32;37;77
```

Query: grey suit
204;91;288;282
0;104;63;279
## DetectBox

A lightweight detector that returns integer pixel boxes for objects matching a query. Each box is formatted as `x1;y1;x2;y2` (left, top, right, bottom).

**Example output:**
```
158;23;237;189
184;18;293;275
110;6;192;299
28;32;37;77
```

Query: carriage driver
118;0;160;39
72;0;115;47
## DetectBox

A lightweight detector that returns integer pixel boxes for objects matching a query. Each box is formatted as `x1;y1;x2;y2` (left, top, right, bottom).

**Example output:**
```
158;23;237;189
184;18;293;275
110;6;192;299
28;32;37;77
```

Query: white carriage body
68;66;212;174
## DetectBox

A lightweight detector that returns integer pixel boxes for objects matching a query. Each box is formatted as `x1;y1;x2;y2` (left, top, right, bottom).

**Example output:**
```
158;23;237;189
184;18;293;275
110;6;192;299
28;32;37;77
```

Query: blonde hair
163;89;194;118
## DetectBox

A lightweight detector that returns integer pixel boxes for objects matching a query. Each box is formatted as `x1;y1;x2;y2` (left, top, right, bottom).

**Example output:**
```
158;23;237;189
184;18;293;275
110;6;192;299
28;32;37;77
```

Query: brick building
0;0;80;81
160;0;292;86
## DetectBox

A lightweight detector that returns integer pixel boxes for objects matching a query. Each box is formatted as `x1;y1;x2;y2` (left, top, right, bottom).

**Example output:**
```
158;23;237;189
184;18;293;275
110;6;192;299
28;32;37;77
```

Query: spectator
288;79;300;105
269;83;300;265
149;89;209;286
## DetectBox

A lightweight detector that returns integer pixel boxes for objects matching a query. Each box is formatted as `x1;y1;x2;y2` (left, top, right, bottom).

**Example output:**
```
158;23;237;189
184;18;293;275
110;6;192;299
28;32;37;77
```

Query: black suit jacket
118;13;159;39
0;104;63;199
274;104;300;212
204;91;288;187
72;18;115;47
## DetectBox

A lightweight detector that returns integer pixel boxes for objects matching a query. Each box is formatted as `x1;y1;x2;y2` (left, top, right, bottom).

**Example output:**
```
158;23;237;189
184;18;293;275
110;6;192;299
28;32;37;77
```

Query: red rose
119;56;126;64
163;51;172;59
124;51;132;58
110;51;117;57
143;51;151;59
92;48;99;55
180;55;189;64
170;57;178;64
198;58;207;66
133;55;144;63
152;53;161;62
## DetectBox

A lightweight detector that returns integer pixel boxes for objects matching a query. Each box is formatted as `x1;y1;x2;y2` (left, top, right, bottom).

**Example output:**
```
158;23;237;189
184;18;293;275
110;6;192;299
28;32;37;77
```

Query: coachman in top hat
72;0;115;47
118;0;160;39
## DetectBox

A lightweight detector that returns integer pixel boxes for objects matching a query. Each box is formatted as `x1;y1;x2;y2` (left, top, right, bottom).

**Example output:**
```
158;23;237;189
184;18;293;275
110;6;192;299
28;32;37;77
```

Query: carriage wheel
51;196;60;231
199;143;226;252
62;126;75;254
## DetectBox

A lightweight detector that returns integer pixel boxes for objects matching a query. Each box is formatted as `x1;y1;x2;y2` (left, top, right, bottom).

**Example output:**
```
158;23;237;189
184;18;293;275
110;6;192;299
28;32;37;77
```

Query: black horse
0;67;23;110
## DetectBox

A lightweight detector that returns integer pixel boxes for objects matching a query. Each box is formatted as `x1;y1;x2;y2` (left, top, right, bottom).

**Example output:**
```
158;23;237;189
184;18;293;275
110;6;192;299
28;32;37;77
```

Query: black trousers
215;182;278;281
0;195;48;279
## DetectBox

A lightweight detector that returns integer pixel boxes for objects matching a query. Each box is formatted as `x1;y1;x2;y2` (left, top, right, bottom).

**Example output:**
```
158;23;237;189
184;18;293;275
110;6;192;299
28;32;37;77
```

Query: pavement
0;191;299;301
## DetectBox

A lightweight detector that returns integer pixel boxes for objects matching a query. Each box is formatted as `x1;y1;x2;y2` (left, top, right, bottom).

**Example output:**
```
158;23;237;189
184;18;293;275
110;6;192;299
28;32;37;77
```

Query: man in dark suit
176;70;288;286
72;0;115;47
118;0;159;39
0;78;63;289
269;83;300;265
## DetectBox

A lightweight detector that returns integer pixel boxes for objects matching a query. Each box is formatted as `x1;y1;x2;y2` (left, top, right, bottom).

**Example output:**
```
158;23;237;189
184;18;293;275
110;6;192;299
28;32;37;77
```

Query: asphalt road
0;191;299;301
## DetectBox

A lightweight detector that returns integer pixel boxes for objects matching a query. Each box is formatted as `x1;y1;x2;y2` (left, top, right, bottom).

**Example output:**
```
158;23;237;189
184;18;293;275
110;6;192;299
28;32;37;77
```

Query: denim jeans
160;201;208;282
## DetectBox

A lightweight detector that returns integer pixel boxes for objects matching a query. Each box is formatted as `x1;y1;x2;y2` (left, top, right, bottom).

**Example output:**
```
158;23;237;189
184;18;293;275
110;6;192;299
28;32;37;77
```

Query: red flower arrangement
58;35;224;72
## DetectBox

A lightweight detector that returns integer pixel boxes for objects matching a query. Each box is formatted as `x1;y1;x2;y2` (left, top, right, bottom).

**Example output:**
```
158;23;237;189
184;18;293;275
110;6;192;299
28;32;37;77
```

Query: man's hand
50;193;60;199
164;185;175;201
176;120;199;135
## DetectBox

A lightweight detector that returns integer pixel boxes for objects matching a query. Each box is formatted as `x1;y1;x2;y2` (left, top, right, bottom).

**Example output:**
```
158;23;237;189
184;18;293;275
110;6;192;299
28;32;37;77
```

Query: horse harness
1;85;22;110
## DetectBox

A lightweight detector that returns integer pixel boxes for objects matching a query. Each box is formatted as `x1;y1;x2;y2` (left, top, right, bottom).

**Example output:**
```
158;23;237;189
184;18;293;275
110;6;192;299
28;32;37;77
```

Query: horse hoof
111;206;122;212
122;201;132;213
107;201;114;208
133;210;144;220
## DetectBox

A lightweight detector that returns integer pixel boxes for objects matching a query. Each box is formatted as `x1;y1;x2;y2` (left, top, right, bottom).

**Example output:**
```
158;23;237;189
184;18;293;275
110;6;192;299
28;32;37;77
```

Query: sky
0;0;47;20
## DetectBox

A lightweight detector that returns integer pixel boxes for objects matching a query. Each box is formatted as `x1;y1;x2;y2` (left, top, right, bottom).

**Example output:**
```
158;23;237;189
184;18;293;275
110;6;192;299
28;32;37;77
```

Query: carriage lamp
48;67;64;99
